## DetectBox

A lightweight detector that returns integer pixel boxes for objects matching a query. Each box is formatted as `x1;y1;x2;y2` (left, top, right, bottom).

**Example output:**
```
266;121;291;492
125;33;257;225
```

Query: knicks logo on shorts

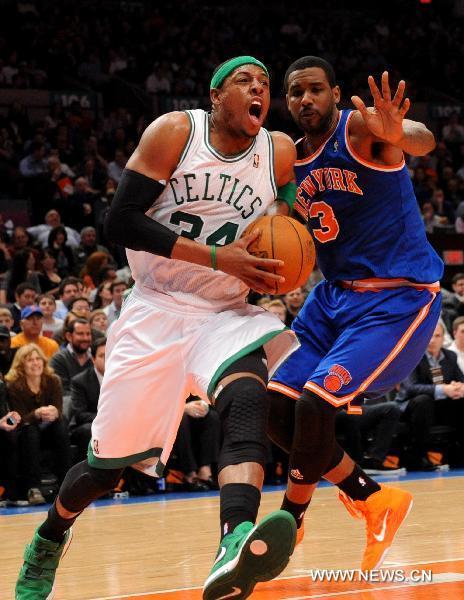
323;364;352;393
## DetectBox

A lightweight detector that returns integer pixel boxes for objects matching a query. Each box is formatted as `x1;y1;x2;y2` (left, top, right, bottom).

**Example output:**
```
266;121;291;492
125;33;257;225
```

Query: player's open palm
352;71;410;145
216;229;285;294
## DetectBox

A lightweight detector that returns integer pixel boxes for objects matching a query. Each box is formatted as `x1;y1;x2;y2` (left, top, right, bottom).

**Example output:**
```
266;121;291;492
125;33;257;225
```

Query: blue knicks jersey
293;109;443;283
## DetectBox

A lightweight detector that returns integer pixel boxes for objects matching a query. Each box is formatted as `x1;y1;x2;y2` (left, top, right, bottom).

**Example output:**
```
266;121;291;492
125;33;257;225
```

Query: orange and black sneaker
339;484;413;570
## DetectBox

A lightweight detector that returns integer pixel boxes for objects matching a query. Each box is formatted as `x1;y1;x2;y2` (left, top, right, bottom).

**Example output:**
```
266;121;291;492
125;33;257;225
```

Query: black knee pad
60;460;123;512
216;346;268;388
216;377;269;472
289;390;339;484
267;390;296;454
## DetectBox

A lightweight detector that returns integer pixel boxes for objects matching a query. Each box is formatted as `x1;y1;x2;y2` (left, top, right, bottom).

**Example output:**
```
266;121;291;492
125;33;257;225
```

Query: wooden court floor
2;476;464;599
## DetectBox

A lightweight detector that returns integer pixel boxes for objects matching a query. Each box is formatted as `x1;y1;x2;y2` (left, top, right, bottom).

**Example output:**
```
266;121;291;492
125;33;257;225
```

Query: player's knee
60;460;123;512
267;390;295;454
216;377;269;471
292;390;338;457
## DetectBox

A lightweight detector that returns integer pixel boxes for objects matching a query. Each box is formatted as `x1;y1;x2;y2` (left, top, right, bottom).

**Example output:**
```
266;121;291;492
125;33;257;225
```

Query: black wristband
104;168;179;258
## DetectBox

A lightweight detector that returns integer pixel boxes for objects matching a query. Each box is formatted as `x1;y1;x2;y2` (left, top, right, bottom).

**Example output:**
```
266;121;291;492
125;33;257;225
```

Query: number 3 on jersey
309;201;340;243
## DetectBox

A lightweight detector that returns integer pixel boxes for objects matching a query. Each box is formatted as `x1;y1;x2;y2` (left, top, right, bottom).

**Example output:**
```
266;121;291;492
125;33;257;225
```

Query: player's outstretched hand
351;71;410;145
216;229;285;294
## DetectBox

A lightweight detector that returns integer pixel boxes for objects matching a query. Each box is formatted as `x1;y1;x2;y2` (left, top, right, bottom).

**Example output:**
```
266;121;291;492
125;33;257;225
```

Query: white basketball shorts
88;286;299;476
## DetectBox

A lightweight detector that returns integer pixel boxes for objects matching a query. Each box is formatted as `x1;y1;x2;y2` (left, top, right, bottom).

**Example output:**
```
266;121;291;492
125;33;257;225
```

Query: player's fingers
253;257;285;270
399;97;410;117
392;80;405;106
351;95;368;115
367;75;382;102
242;228;261;248
381;71;391;101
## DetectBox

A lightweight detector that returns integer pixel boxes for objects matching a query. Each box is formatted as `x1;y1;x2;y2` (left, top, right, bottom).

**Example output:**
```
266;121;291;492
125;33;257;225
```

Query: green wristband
211;244;217;270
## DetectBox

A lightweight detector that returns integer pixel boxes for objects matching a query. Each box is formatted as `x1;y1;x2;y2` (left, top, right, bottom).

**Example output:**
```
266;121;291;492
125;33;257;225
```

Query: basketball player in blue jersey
266;56;444;570
15;57;300;600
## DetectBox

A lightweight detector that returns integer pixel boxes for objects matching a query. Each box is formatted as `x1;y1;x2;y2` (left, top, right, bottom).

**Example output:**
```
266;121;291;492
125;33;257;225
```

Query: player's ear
285;93;290;110
210;88;221;108
333;86;341;104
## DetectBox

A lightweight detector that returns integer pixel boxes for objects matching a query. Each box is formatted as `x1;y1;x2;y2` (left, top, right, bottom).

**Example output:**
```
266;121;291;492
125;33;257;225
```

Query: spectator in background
47;226;75;277
36;249;61;296
89;310;108;335
68;296;91;320
145;64;171;94
38;294;63;338
0;325;16;375
336;399;404;475
73;227;110;275
103;279;127;324
107;149;127;183
92;281;113;310
54;277;81;319
28;209;80;249
49;318;92;415
171;396;220;492
7;282;37;333
421;201;443;233
442;273;464;328
266;299;287;323
0;307;15;334
0;380;25;507
4;247;40;303
70;337;106;460
396;322;464;469
5;344;71;505
9;226;34;257
455;202;464;233
450;316;464;374
18;141;48;178
431;188;455;226
11;305;59;360
52;311;79;348
68;176;98;230
80;251;110;289
442;112;464;144
283;287;305;326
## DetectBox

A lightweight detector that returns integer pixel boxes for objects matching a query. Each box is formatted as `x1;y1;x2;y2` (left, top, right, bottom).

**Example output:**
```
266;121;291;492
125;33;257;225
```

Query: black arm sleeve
104;168;179;258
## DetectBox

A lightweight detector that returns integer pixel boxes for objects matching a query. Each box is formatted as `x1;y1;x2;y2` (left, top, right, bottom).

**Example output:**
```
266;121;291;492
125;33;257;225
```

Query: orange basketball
242;215;315;294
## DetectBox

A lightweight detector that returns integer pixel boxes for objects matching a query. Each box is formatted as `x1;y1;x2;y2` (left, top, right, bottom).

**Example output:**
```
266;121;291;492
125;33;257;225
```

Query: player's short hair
452;316;464;333
452;272;464;285
284;56;337;91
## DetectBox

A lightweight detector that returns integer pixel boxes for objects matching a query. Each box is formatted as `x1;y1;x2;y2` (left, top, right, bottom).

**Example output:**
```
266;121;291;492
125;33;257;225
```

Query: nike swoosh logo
213;546;227;566
216;587;242;599
373;509;390;542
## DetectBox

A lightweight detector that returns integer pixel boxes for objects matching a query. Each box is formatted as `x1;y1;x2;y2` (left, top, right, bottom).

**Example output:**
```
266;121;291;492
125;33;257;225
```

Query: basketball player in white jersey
16;57;300;600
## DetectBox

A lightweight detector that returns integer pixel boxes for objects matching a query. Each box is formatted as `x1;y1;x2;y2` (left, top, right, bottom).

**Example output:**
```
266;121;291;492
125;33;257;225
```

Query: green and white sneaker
203;510;296;600
15;528;73;599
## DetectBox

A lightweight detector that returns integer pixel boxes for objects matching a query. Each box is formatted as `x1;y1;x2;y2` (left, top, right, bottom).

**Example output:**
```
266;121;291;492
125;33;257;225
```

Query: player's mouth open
249;101;262;125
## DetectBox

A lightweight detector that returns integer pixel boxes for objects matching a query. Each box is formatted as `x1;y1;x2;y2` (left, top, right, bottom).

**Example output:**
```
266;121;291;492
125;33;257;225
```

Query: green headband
210;56;269;90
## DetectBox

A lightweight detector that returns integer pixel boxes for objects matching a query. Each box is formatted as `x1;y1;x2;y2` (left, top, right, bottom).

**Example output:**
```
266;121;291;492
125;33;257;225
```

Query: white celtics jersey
127;109;278;311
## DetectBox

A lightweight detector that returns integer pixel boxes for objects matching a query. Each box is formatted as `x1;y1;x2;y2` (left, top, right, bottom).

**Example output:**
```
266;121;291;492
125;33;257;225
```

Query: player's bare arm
106;111;285;294
350;71;436;164
271;131;297;216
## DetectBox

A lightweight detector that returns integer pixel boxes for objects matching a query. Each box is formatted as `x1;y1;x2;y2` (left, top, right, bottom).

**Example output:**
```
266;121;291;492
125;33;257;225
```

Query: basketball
242;215;315;294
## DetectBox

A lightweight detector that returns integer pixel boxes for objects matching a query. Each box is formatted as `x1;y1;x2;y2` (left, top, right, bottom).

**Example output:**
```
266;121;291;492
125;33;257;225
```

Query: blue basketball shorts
268;279;442;413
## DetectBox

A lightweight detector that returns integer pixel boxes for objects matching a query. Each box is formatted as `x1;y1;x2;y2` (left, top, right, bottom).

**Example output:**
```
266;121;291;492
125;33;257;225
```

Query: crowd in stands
0;0;463;507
